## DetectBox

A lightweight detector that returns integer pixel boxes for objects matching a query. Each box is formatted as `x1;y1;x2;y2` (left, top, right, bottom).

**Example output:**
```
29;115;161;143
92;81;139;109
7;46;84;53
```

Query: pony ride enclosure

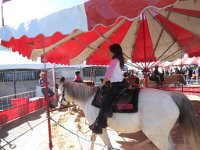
59;81;199;150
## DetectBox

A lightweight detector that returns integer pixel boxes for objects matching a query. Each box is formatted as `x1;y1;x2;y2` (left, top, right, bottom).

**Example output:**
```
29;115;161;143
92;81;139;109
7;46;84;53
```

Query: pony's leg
57;97;61;108
142;129;175;150
98;128;112;149
90;133;97;150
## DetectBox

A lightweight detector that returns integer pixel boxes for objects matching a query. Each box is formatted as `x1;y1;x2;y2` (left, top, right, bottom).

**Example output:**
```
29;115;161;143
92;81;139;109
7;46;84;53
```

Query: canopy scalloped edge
0;0;178;41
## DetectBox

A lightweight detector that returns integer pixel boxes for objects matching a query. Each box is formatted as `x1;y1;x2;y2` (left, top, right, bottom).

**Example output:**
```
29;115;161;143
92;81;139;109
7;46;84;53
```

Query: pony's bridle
60;85;67;104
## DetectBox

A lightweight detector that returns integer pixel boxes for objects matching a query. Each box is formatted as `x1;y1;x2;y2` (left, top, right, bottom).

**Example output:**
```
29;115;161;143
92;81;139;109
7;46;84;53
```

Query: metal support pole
14;70;16;98
42;36;53;150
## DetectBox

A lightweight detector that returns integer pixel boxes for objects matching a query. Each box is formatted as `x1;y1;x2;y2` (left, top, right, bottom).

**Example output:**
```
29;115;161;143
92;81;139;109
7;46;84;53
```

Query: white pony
59;80;199;150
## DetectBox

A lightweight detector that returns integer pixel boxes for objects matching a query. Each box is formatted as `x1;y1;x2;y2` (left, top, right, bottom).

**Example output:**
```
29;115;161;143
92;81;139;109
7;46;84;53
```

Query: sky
1;0;86;26
0;0;86;64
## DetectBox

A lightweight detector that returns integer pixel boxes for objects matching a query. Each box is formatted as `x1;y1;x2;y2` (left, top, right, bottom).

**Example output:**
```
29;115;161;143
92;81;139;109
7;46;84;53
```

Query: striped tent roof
0;0;199;69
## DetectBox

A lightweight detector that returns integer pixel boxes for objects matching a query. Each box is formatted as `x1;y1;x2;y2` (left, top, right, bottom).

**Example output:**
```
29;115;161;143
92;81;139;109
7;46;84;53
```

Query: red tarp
0;97;46;125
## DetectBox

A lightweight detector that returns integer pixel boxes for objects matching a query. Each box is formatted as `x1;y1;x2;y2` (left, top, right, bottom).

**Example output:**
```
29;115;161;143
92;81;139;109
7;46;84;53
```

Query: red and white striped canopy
190;57;200;65
169;56;200;66
169;55;188;66
184;57;195;65
0;0;200;67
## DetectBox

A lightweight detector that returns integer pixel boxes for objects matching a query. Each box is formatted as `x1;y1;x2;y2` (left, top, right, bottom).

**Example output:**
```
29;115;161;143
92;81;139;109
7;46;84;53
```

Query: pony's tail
171;92;200;150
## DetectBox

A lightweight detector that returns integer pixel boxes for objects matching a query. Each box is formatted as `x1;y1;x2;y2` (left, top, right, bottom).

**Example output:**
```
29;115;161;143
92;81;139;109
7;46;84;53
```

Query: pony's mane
63;81;99;100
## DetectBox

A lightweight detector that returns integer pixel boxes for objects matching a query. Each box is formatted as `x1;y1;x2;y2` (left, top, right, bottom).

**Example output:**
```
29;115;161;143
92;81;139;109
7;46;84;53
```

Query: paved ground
0;108;61;150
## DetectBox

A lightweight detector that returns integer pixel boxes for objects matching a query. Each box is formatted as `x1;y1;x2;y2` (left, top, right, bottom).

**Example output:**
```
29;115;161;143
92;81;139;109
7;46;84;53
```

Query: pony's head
58;79;98;101
58;77;65;96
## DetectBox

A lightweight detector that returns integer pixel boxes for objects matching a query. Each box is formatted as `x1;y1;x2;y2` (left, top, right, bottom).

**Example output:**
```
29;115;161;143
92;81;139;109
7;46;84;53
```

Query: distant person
188;67;193;83
123;72;130;80
191;71;196;83
73;71;83;83
174;67;182;87
165;69;169;76
123;71;140;87
39;71;55;108
149;66;164;85
174;67;181;74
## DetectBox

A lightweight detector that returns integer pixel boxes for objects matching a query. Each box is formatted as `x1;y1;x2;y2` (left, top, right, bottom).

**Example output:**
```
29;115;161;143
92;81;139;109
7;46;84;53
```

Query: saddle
91;87;140;113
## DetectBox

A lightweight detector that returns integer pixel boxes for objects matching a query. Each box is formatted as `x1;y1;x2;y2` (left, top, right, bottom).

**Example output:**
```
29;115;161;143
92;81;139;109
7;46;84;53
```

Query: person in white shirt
89;43;125;134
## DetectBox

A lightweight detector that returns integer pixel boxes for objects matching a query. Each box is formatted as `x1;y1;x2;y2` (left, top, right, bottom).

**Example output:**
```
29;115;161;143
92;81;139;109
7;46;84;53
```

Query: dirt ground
51;95;200;150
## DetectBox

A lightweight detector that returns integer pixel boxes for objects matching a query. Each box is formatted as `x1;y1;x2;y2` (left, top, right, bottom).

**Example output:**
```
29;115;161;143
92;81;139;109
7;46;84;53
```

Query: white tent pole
1;3;4;26
52;63;57;92
52;48;56;92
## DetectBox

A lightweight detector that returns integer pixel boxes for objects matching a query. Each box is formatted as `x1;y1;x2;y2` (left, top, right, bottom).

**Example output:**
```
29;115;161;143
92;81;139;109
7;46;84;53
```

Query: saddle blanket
91;87;140;113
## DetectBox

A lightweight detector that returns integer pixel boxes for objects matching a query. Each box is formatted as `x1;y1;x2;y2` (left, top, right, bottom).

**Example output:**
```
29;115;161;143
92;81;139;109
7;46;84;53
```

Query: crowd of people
150;66;200;84
121;64;200;86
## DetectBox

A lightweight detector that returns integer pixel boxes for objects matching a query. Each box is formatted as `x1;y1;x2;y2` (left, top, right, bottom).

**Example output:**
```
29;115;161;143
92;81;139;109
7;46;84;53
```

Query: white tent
0;49;64;70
